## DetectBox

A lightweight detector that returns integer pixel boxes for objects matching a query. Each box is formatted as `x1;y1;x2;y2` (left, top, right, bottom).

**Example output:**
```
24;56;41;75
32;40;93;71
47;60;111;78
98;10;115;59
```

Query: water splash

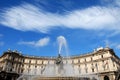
57;36;68;55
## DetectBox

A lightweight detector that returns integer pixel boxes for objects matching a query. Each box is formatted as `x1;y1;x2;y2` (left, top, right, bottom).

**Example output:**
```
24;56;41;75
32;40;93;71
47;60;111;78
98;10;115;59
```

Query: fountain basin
33;76;90;80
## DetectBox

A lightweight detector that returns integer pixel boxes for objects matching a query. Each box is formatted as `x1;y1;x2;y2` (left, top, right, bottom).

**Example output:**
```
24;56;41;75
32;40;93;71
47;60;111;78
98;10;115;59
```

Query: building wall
0;47;120;80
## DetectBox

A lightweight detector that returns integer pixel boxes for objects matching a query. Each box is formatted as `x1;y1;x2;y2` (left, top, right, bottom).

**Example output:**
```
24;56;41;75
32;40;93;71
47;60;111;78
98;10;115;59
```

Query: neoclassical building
0;47;120;80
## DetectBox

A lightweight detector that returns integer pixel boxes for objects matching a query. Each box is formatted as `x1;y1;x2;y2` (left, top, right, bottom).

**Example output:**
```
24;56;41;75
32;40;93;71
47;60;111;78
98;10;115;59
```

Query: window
95;63;97;67
85;58;86;62
91;63;94;68
102;60;105;70
85;68;88;73
95;63;98;71
85;64;88;73
78;59;80;63
102;60;104;63
91;63;93;66
10;68;12;71
12;57;15;61
23;59;24;63
78;65;81;74
29;60;31;63
29;65;30;68
113;62;115;67
12;62;13;65
91;57;93;61
101;55;103;58
36;60;37;64
92;68;94;72
85;64;87;67
42;61;44;64
21;69;23;73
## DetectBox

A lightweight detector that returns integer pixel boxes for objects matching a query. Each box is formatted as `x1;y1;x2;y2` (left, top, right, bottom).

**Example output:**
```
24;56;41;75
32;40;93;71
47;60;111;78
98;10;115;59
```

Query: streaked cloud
18;37;50;47
0;3;120;33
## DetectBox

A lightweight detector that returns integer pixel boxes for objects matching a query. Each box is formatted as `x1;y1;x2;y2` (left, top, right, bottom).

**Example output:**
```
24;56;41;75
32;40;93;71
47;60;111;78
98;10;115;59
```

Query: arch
104;75;109;80
116;75;120;80
115;69;120;80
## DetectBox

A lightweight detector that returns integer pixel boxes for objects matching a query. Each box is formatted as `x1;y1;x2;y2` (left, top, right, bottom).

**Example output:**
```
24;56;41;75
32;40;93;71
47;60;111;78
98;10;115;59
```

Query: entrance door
104;75;109;80
6;75;12;80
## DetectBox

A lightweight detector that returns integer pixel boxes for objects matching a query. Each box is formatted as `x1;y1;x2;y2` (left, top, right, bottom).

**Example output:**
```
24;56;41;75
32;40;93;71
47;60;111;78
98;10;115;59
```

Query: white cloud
18;37;50;47
0;3;120;33
35;37;50;47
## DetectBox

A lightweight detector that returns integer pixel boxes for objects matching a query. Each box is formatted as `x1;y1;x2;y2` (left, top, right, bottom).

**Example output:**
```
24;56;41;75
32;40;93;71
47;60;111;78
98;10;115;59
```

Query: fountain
17;36;98;80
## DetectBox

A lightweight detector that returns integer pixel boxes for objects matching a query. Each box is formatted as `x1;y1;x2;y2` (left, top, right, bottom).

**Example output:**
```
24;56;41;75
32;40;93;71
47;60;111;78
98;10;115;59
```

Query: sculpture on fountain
55;53;64;76
55;54;63;65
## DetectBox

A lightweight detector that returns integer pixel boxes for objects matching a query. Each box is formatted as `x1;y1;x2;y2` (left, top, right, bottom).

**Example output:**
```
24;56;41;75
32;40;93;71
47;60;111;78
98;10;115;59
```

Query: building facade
0;47;120;80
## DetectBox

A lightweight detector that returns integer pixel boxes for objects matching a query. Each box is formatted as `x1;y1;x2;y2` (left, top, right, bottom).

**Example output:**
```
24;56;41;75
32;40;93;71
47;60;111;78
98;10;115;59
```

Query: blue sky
0;0;120;57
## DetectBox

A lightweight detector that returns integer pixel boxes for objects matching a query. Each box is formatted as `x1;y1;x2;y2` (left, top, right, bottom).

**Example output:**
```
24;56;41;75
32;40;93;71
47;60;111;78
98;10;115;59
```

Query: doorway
104;75;109;80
